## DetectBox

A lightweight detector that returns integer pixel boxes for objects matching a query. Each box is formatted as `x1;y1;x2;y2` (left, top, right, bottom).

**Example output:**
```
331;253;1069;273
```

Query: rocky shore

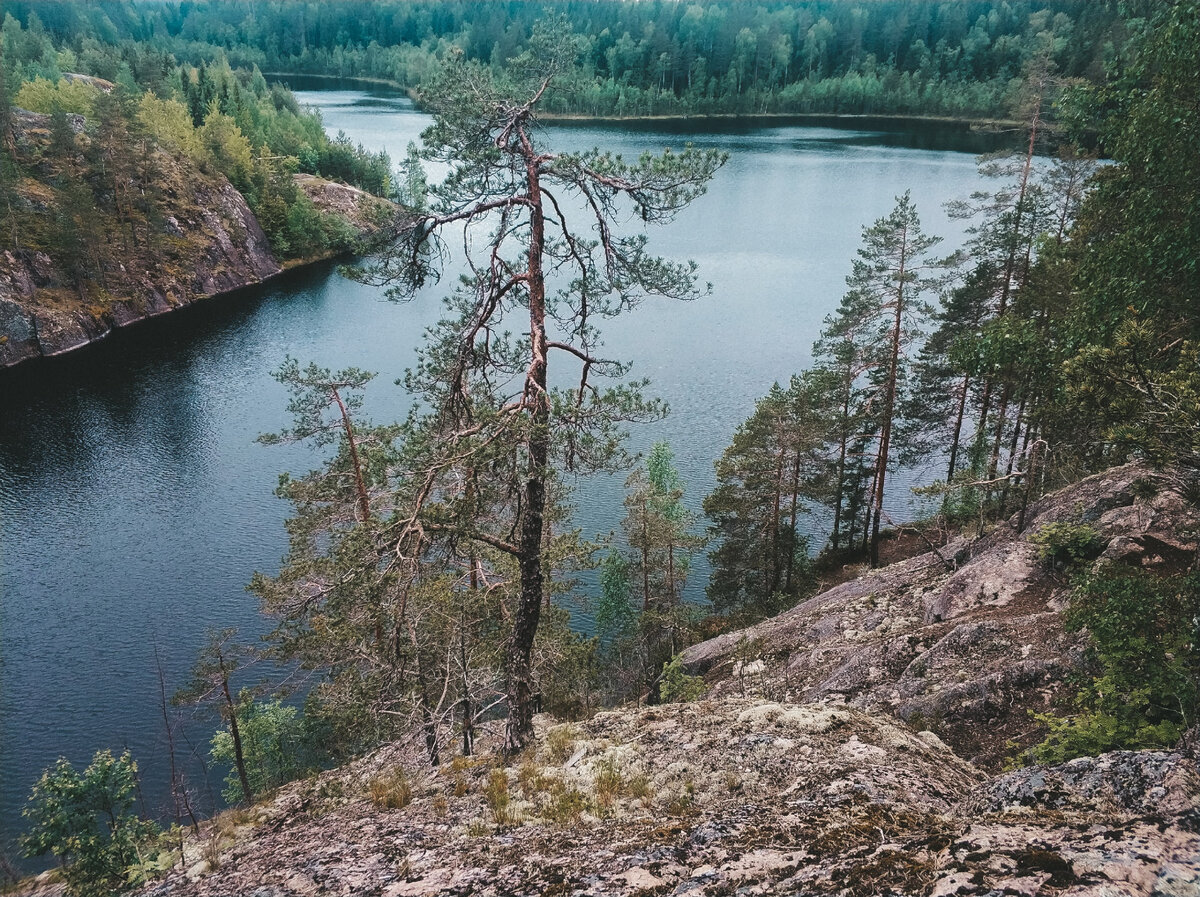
0;110;392;370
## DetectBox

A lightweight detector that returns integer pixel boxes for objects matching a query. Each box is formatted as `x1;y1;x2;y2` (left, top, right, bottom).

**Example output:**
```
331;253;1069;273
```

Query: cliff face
0;111;393;370
0;112;282;368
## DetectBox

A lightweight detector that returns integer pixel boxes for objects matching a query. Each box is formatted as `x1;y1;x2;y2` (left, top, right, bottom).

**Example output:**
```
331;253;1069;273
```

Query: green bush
210;694;315;804
1032;570;1200;763
22;750;160;897
1028;522;1105;570
659;654;705;703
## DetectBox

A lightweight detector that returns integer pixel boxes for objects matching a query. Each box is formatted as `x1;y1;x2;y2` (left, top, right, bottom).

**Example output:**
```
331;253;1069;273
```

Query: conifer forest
1;2;1198;894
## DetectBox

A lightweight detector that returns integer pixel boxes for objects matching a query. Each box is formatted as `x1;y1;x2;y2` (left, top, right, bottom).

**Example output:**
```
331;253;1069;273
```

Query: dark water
0;86;996;850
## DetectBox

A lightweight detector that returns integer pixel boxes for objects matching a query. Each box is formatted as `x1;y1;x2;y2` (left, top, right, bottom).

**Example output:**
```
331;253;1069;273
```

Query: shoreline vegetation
270;70;1024;130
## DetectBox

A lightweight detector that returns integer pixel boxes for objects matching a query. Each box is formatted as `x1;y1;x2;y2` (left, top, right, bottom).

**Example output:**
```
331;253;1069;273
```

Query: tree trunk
331;387;371;522
946;372;971;482
505;138;549;754
407;617;440;766
785;447;802;592
641;497;651;611
220;667;253;805
871;238;907;568
831;371;853;550
769;446;785;593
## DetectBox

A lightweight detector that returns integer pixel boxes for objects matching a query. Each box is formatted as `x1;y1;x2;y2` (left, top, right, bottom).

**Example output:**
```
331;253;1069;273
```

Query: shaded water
0;85;998;848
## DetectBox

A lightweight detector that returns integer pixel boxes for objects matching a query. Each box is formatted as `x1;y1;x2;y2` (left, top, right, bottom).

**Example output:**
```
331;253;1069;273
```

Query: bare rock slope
129;699;1199;897
107;465;1199;897
684;463;1200;767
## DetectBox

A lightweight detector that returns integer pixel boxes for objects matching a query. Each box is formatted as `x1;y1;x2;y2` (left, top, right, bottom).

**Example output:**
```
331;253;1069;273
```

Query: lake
0;85;1002;850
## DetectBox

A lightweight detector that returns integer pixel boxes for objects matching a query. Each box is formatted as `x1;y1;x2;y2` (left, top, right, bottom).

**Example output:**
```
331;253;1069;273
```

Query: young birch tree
355;26;724;751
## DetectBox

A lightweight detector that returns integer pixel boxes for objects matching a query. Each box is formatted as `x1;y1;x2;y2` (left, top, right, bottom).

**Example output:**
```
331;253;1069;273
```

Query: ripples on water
0;84;1000;846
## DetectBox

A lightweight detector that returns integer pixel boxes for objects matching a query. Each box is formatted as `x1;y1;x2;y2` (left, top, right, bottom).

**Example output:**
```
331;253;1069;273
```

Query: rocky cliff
0;110;391;370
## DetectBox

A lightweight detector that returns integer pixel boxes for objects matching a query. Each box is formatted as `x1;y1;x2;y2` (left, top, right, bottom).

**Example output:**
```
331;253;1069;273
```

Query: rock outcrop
0;111;395;370
122;696;1198;897
294;173;394;241
683;464;1200;768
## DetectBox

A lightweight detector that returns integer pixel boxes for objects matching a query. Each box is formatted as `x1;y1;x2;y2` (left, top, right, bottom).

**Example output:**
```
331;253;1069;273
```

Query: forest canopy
2;0;1134;118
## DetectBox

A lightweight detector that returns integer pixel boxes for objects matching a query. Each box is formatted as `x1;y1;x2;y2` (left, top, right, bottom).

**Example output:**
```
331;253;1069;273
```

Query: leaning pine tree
354;26;724;751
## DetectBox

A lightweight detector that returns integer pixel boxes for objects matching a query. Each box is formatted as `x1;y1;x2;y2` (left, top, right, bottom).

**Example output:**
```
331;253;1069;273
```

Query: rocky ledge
123;698;1198;897
684;463;1200;769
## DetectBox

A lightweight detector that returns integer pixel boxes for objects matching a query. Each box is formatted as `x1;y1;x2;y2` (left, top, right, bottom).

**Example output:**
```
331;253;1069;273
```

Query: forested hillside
0;10;401;363
3;1;1131;117
703;0;1199;613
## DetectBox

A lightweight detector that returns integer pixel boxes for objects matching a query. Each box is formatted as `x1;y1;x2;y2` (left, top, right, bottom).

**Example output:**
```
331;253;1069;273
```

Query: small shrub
210;694;314;804
482;769;515;826
1032;569;1200;763
517;761;550;798
201;818;230;871
467;818;489;837
22;750;160;897
541;783;588;824
368;768;412;810
626;774;653;802
660;655;706;703
664;780;696;816
1028;522;1105;570
593;757;623;813
545;724;580;763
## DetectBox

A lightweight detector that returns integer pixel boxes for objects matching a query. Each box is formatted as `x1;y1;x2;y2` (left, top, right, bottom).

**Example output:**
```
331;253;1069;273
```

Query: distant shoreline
266;72;1021;132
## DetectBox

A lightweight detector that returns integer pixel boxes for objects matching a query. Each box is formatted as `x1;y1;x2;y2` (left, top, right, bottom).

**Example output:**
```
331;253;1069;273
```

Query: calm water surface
0;86;997;848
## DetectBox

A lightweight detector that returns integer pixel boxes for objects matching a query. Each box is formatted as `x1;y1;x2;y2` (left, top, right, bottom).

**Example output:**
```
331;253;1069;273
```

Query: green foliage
1032;570;1200;763
1066;324;1200;477
0;16;393;266
21;750;160;897
197;107;253;189
659;654;705;704
0;1;1125;121
705;376;824;614
13;75;98;116
598;443;705;700
1027;522;1105;570
482;769;515;826
595;549;636;646
210;694;315;805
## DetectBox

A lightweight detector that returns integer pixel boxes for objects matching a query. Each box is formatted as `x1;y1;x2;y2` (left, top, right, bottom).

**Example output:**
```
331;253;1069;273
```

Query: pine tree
814;193;949;565
347;23;724;751
704;375;825;613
